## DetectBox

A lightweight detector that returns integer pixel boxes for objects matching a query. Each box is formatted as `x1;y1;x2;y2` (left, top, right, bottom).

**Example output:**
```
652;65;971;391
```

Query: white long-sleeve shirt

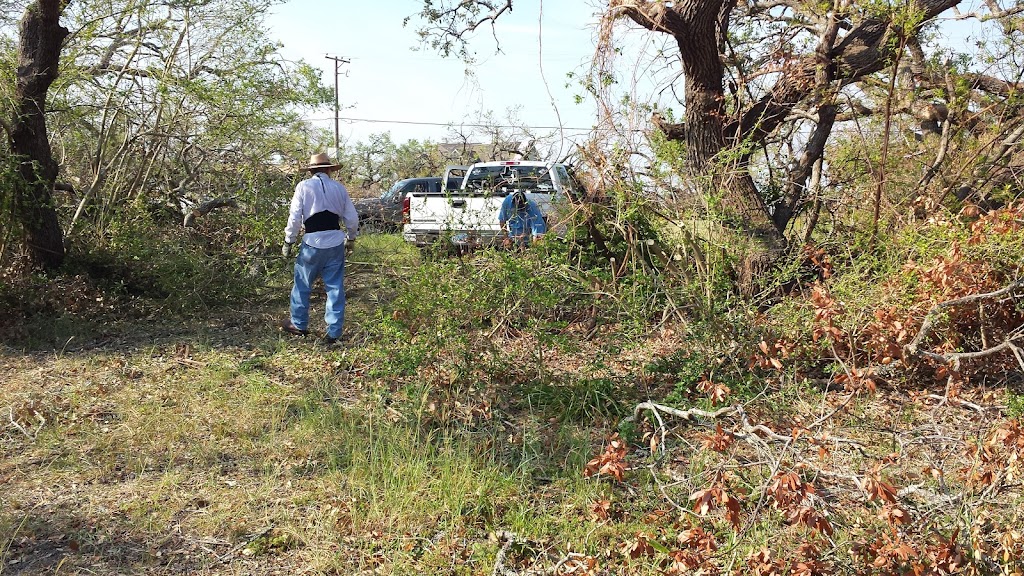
284;173;359;249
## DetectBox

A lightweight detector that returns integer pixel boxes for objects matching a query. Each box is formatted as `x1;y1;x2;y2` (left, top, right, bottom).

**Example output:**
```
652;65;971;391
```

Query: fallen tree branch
923;393;987;415
8;406;42;440
630;401;738;423
549;553;591;575
911;335;1024;371
489;529;593;576
809;391;857;428
183;196;238;226
492;530;518;576
630;402;865;450
735;406;866;451
904;277;1024;365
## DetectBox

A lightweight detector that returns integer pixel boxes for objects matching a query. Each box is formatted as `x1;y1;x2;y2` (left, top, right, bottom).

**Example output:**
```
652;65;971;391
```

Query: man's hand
345;239;355;256
282;242;293;258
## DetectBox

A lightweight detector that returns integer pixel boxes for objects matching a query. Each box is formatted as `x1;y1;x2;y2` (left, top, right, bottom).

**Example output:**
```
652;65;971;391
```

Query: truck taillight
402;196;410;224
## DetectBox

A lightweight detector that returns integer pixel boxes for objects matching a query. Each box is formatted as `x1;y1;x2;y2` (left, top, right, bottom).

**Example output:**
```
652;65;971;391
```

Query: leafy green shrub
1007;392;1024;420
365;316;432;379
387;247;592;338
646;351;708;404
72;205;275;313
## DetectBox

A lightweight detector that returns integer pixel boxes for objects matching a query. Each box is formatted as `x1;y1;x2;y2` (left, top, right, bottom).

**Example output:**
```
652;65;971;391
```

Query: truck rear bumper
403;230;504;248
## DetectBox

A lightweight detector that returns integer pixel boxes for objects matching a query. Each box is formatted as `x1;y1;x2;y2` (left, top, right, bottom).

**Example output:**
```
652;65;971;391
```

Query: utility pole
324;54;350;159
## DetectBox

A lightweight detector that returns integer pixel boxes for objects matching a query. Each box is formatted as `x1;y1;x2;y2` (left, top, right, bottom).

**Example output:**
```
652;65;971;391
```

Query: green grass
347;231;420;268
523;377;629;423
1007;392;1024;419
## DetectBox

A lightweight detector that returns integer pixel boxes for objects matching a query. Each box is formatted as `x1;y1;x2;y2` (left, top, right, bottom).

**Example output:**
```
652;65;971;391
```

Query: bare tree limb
631;401;739;423
923;394;987;415
411;0;513;59
953;0;1024;32
631;402;866;450
904;277;1024;363
779;103;837;232
917;104;954;191
491;530;517;576
8;405;44;440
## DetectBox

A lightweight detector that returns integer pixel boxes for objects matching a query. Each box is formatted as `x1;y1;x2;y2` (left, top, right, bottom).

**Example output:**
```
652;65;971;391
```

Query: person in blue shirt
498;190;546;247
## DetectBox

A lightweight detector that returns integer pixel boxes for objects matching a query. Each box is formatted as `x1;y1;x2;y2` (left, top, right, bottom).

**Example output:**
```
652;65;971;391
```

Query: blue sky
266;1;605;149
265;1;996;151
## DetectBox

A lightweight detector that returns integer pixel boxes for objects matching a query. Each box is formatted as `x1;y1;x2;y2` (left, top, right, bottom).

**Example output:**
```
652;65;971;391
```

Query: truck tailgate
405;194;505;245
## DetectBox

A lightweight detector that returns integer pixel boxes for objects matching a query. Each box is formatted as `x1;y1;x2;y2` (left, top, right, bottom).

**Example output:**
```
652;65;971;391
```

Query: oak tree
411;0;1022;286
4;0;67;270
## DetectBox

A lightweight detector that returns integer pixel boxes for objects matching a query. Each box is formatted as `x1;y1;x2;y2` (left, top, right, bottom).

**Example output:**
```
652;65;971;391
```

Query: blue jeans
290;243;346;338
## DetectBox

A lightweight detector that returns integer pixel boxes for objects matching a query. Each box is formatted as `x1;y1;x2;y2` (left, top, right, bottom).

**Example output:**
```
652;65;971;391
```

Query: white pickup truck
402;160;575;248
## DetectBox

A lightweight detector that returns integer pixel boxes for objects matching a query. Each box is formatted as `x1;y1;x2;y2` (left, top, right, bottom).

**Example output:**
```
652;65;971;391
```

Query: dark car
353;177;439;233
354;176;459;233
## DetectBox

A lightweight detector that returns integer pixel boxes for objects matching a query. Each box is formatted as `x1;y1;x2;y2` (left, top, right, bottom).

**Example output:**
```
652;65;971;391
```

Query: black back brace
303;174;342;233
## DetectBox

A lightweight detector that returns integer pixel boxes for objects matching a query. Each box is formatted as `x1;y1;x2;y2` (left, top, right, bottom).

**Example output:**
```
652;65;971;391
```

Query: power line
301;115;605;133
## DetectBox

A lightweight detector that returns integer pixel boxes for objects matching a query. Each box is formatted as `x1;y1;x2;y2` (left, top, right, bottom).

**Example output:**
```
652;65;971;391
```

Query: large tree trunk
8;0;67;271
629;0;786;244
619;0;786;292
676;0;789;293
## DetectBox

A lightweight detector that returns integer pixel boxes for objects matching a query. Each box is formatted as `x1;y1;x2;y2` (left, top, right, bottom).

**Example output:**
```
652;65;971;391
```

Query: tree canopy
412;0;1023;284
1;0;332;269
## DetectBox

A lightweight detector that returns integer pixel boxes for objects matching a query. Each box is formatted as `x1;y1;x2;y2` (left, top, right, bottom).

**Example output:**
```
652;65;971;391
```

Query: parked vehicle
354;176;459;233
402;161;575;248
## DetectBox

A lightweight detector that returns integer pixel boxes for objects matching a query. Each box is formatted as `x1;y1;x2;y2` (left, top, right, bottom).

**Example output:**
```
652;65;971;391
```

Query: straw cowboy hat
306;152;341;171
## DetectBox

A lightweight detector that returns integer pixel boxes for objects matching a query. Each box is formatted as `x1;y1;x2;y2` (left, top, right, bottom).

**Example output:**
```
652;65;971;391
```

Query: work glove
282;241;293;258
345;239;355;256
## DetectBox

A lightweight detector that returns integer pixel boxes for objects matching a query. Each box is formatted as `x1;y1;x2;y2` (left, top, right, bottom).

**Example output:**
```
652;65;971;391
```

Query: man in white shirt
281;153;359;344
